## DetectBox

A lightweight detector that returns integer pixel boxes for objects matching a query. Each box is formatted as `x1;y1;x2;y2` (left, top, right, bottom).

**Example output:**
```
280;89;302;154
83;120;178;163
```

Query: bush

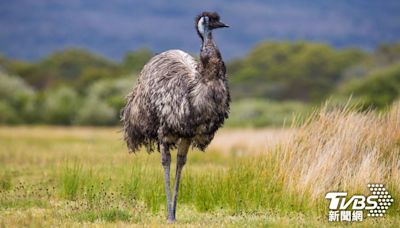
0;72;34;100
0;101;19;124
83;77;135;121
225;99;310;127
337;64;400;109
74;96;116;125
0;72;36;124
42;87;80;125
17;48;120;90
228;42;367;101
122;48;153;73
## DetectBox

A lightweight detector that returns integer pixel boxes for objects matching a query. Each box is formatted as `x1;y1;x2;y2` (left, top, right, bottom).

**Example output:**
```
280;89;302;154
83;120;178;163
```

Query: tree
227;42;367;102
122;48;153;73
5;48;120;90
42;87;80;125
0;72;35;124
337;64;400;109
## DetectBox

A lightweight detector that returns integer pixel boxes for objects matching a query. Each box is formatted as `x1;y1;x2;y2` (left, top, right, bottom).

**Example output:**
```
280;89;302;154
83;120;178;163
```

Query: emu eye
202;16;209;24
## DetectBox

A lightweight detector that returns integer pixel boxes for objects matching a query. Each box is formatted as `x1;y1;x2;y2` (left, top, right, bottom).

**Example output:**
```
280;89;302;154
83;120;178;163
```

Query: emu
121;12;230;222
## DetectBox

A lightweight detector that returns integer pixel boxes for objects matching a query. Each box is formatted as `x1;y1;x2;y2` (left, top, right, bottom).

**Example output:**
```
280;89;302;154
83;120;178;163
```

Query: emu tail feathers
121;90;142;153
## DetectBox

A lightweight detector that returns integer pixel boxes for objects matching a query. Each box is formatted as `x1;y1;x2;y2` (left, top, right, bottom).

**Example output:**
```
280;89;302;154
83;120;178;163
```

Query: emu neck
199;32;225;81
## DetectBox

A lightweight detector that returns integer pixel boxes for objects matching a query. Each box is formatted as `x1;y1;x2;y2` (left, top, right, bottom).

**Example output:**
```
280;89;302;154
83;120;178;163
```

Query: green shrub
73;77;134;125
0;72;36;124
0;101;19;124
74;96;116;125
87;77;134;111
337;64;400;109
122;48;153;73
42;87;80;125
226;99;310;127
0;72;34;100
228;42;367;101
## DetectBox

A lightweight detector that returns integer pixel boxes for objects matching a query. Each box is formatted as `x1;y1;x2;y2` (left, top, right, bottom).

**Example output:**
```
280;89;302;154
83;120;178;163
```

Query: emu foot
167;216;176;223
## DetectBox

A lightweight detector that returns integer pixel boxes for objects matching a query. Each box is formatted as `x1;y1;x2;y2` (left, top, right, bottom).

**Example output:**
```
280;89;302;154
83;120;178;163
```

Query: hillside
1;1;400;60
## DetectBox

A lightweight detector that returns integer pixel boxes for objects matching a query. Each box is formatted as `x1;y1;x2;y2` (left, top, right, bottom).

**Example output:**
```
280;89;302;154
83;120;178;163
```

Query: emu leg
161;144;173;221
170;139;190;221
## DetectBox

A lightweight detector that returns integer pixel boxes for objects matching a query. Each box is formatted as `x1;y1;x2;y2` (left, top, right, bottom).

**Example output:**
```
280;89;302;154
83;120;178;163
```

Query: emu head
195;12;229;41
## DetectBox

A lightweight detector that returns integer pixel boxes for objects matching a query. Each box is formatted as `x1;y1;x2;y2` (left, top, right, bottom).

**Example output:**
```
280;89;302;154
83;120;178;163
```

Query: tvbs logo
325;184;394;222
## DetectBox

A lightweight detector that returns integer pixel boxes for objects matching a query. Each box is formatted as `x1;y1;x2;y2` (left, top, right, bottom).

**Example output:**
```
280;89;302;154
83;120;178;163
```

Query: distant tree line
228;42;400;104
0;42;399;126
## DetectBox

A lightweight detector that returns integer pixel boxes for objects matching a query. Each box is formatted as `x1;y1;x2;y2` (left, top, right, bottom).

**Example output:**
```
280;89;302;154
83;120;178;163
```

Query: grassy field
0;104;399;227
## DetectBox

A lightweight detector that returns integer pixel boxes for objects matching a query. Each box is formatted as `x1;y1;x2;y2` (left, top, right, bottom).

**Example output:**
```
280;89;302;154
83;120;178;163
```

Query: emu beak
212;21;229;29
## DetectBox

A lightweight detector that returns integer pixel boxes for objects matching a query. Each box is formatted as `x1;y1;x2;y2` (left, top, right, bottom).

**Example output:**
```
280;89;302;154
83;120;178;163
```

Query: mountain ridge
0;0;399;60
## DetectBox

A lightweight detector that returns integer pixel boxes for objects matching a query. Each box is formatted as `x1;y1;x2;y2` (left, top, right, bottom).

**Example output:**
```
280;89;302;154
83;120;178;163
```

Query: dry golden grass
209;128;294;156
274;102;400;199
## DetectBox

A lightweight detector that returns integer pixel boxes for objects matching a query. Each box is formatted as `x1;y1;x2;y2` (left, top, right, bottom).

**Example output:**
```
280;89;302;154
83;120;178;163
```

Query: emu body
121;12;229;221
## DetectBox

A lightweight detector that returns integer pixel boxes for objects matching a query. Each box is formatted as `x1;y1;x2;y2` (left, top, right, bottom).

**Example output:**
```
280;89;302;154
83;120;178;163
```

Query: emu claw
167;217;176;223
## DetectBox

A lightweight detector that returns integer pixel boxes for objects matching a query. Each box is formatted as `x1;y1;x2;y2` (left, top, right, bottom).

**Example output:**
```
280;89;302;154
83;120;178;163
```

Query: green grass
60;164;82;200
0;172;12;191
0;126;399;226
55;158;312;218
75;209;131;222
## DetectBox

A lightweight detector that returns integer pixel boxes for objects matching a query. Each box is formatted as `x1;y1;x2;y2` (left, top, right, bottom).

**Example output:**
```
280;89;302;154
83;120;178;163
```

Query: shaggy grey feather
121;12;230;153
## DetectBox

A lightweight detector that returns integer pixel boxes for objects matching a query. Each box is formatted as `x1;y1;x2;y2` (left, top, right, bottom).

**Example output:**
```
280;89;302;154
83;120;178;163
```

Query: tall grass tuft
60;163;82;200
272;101;400;213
